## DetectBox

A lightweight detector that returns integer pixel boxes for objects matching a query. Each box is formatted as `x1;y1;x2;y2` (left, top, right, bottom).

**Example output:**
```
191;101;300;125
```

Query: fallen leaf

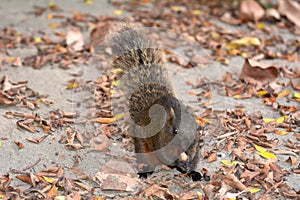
189;55;212;66
89;134;110;151
257;151;277;160
43;176;56;184
226;37;261;50
89;21;113;49
266;8;281;20
225;173;248;191
274;130;288;136
17;119;36;133
113;10;123;15
93;172;140;192
221;160;244;167
278;0;300;28
26;135;48;144
142;183;174;199
66;28;84;52
14;141;25;149
49;23;59;29
291;78;300;90
263;118;275;123
5;57;22;67
171;6;186;12
293;92;300;99
91;113;124;124
248;187;261;193
285;156;297;165
257;90;269;96
67;81;79;90
47;185;58;198
276;116;287;124
85;0;93;4
207;151;217;162
240;59;279;86
16;174;35;186
278;90;291;98
240;0;265;22
192;9;202;15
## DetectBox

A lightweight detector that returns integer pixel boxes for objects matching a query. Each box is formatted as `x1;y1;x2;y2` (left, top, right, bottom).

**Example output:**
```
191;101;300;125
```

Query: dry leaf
142;183;174;199
278;0;300;28
16;174;35;186
47;185;58;198
14;141;25;149
17;119;36;133
226;37;261;50
285;156;297;165
89;21;113;48
291;78;300;90
94;172;140;192
225;173;248;191
207;151;217;162
89;134;110;151
240;59;279;85
66;28;84;52
240;0;265;22
101;159;136;175
26;135;48;144
189;55;212;66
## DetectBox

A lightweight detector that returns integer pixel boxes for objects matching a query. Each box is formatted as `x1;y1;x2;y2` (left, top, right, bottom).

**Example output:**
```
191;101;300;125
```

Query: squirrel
107;25;204;181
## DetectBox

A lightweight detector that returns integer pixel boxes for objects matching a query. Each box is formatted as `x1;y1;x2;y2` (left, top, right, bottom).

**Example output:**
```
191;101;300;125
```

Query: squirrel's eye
173;128;178;134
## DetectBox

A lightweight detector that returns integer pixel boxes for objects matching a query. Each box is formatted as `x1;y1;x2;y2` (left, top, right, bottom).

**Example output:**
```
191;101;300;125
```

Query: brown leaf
101;159;136;175
179;191;197;200
142;183;174;199
207;151;217;162
221;12;241;25
5;57;22;67
93;172;140;192
169;54;189;68
47;185;58;198
225;173;248;192
16;174;35;186
291;77;300;90
89;134;110;151
189;55;212;66
89;21;113;49
278;0;300;28
73;180;90;191
25;135;48;144
0;91;19;106
17;119;36;133
14;141;25;149
240;169;260;181
239;0;265;22
240;59;279;86
65;143;84;150
66;28;84;52
285;156;297;165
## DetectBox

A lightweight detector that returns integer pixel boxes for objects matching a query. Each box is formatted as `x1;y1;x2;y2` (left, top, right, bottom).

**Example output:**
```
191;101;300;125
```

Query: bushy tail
108;25;165;74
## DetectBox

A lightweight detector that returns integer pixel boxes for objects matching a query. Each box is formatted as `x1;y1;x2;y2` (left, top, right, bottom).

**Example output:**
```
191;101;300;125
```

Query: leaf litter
1;0;300;199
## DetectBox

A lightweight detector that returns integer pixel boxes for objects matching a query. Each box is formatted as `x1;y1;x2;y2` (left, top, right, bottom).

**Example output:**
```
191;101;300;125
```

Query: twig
217;131;238;140
22;158;41;171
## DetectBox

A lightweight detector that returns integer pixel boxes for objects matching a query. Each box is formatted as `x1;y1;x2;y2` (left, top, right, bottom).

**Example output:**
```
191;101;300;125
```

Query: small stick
23;158;41;171
217;131;238;140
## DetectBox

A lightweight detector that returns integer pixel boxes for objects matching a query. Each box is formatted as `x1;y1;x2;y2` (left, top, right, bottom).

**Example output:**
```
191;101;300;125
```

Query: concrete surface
0;0;299;197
